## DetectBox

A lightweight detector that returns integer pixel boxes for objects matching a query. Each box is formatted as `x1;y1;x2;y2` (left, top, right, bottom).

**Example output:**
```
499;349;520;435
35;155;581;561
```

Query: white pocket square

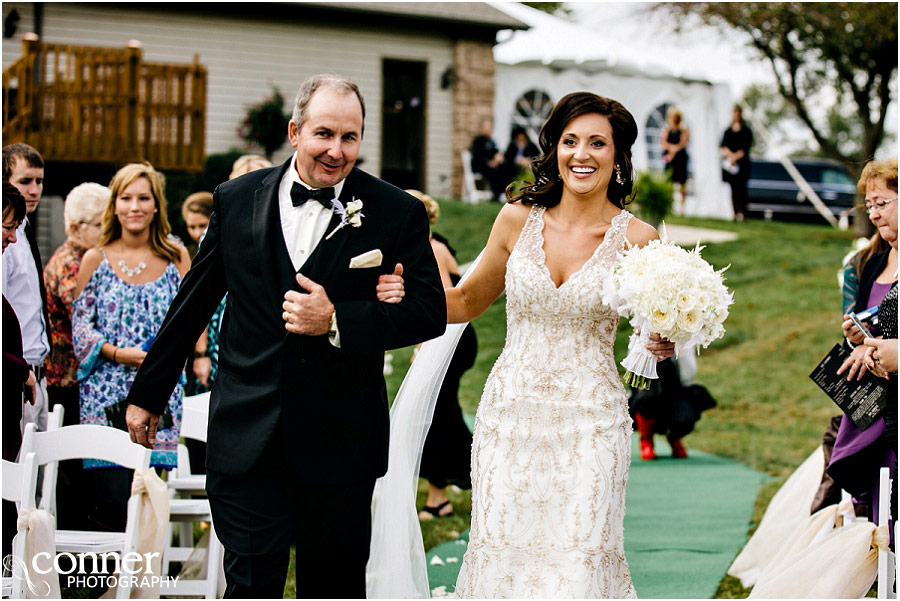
349;249;383;269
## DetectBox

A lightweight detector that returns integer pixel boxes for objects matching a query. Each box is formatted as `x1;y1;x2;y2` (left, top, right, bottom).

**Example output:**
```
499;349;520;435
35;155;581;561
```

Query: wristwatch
328;311;338;339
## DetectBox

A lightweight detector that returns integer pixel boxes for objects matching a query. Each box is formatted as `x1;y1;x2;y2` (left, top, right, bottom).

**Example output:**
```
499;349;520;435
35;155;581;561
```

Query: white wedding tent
488;2;735;219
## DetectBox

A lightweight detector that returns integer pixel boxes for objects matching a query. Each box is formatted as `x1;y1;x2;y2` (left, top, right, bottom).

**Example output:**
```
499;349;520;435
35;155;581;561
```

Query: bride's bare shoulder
495;200;532;230
624;215;660;248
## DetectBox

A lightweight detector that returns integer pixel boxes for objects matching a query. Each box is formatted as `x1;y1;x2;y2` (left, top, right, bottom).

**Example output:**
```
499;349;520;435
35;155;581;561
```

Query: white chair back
461;149;493;204
1;454;38;600
20;424;152;599
181;393;210;443
38;404;65;516
877;467;896;599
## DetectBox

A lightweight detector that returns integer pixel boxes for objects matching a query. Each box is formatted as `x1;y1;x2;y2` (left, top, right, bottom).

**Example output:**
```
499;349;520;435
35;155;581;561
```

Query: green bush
162;148;247;243
239;88;291;160
632;170;675;226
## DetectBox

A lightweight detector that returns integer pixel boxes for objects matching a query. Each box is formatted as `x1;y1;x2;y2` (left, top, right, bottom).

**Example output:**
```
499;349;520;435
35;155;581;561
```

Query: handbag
104;398;174;432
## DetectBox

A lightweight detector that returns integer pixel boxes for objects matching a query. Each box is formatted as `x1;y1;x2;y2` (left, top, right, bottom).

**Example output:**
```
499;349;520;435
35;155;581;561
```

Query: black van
746;158;858;220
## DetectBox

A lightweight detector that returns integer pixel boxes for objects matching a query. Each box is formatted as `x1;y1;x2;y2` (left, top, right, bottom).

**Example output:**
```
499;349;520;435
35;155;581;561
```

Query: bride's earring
615;164;625;185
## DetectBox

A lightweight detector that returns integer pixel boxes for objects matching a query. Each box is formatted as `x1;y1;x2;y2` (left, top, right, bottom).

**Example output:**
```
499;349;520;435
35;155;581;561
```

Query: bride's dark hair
509;92;638;209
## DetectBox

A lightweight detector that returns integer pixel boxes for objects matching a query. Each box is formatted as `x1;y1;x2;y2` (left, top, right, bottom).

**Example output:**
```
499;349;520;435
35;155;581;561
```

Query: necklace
117;243;150;278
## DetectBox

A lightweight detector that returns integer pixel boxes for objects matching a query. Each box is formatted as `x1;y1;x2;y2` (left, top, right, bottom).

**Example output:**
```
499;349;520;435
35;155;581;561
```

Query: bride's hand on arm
447;203;530;324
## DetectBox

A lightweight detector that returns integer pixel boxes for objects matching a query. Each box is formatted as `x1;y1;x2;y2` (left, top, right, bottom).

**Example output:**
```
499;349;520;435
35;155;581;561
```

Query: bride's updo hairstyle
510;92;638;209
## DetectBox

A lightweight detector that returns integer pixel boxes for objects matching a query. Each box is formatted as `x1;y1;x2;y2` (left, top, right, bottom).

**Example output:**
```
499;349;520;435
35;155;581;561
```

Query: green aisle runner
426;435;768;598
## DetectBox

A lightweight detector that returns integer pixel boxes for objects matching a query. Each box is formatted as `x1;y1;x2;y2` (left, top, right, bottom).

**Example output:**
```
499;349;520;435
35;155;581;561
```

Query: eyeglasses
865;197;896;214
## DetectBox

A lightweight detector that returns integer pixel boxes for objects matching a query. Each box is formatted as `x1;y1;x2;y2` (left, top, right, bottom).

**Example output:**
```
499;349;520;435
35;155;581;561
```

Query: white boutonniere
326;197;365;240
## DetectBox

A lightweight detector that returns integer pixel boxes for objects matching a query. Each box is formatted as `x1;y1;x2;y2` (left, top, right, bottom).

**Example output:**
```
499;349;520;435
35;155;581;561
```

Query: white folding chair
20;423;152;599
1;454;39;599
877;466;896;599
160;392;223;598
35;404;65;518
461;149;494;204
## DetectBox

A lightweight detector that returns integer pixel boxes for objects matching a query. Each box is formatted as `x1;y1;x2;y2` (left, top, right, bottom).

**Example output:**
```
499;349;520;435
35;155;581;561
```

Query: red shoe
669;438;688;459
639;439;657;461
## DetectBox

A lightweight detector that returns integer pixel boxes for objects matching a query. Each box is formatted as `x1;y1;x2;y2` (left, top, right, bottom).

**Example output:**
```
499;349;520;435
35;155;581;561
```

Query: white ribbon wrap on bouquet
621;328;659;387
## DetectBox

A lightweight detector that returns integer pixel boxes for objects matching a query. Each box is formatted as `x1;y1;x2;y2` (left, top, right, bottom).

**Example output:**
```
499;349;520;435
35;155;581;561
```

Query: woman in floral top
73;163;190;529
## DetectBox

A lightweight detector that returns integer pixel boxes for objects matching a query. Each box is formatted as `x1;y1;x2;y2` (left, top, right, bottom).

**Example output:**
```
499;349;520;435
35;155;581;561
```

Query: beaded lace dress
455;205;637;598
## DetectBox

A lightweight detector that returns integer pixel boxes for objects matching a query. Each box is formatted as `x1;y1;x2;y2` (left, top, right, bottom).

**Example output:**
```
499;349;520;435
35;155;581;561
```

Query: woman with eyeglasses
829;157;897;529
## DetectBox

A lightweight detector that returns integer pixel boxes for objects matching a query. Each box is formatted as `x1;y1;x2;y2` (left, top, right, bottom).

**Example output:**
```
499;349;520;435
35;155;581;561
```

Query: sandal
419;500;453;520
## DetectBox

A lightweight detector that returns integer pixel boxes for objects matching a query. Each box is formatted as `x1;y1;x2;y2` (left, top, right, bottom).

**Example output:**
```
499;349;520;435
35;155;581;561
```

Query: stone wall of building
451;39;496;199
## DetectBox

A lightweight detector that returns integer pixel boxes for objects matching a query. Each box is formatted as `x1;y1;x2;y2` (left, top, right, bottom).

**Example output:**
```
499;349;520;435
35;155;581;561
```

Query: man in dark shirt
470;118;508;201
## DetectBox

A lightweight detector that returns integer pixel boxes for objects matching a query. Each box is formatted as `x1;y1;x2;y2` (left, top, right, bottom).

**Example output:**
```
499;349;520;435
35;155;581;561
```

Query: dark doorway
381;59;426;191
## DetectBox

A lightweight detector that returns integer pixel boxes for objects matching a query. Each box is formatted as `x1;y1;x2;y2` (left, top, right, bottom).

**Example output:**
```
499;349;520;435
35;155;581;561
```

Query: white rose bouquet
601;230;733;389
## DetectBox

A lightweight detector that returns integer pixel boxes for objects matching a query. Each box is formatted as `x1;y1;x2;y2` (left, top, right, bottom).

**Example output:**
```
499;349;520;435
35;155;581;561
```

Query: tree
238;88;291;160
522;2;570;17
658;3;897;175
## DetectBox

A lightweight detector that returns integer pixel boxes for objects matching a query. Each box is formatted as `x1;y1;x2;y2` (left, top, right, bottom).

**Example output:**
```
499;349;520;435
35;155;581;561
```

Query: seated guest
504;126;539;181
470;118;507;201
832;158;897;527
43;182;108;529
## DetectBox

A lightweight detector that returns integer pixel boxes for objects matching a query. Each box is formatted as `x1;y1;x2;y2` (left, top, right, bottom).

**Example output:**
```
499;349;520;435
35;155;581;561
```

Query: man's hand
376;263;404;304
126;404;160;449
24;370;36;405
283;274;335;335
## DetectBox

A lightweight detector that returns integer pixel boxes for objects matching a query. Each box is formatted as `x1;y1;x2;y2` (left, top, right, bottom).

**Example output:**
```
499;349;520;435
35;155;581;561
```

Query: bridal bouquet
601;231;733;389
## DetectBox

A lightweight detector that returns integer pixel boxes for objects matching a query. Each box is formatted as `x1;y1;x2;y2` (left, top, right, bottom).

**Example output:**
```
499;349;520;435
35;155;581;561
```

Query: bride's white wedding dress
455;205;637;599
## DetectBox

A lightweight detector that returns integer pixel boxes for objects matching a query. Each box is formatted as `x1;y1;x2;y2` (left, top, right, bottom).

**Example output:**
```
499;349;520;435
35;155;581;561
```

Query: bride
367;92;675;598
448;92;673;598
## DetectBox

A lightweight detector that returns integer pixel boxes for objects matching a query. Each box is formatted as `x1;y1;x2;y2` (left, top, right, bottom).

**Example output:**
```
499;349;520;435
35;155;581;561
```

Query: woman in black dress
720;104;753;222
661;106;690;213
406;190;478;519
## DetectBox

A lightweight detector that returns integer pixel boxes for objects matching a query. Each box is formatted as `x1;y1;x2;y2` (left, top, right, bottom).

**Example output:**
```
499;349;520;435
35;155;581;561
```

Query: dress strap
513;204;546;261
610;210;634;253
99;247;109;263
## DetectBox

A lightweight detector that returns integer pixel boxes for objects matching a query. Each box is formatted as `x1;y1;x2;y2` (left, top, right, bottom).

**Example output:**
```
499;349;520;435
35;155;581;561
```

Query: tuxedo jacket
126;161;446;482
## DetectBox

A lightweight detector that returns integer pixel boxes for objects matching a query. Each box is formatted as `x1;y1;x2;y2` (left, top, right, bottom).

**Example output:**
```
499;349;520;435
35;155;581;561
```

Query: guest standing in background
406;190;477;520
72;162;190;530
43;182;108;530
2;143;50;433
181;191;213;259
720;105;753;222
2;182;36;560
661;106;690;214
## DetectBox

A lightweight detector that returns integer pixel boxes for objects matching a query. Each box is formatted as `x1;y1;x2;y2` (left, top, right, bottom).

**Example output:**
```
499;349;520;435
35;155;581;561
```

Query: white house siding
494;64;734;219
2;3;455;197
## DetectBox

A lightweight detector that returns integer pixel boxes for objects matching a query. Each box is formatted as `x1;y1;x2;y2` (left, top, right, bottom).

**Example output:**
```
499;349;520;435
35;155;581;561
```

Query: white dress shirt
278;153;344;271
278;153;345;346
2;218;50;364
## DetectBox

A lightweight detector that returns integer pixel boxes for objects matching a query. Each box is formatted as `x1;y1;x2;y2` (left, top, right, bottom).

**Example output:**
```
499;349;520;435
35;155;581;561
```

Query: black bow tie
290;182;335;209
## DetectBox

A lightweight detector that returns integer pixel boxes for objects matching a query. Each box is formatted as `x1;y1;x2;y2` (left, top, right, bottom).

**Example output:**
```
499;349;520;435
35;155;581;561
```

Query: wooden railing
2;36;206;171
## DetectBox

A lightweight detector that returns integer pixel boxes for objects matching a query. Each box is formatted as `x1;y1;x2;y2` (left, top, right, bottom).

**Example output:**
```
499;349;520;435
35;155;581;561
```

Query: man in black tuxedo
125;74;446;598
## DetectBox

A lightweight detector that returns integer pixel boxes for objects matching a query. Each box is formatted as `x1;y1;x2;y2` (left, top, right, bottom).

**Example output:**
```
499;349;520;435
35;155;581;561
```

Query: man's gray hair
291;74;366;135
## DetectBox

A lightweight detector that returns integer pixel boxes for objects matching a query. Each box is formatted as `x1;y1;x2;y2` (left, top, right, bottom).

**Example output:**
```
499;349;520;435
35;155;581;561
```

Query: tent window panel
512;89;552;146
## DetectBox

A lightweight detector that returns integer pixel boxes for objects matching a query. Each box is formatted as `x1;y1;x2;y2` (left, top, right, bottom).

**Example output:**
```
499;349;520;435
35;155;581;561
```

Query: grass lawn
383;201;856;598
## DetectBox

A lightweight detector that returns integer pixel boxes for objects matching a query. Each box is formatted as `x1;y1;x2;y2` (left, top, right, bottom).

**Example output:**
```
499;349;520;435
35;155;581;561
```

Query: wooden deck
3;36;206;171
